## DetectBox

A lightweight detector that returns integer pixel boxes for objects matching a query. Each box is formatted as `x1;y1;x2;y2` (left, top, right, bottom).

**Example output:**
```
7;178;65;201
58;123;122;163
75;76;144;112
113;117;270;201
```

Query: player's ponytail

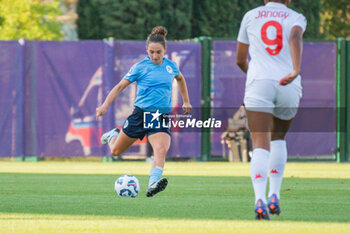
146;26;167;48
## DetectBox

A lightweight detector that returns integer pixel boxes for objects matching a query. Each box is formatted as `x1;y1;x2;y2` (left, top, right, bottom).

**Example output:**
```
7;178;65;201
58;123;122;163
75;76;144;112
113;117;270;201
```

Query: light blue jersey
123;56;180;113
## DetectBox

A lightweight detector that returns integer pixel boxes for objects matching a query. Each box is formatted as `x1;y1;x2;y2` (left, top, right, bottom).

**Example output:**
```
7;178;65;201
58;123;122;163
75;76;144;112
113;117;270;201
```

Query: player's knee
111;147;122;156
153;145;168;156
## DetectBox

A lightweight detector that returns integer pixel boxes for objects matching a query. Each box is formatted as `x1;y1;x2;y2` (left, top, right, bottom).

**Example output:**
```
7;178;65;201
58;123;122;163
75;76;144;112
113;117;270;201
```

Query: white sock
268;140;287;199
250;148;269;204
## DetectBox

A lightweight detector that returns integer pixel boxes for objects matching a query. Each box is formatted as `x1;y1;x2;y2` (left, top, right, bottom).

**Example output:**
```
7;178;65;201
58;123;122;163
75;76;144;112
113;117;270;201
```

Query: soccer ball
114;175;140;198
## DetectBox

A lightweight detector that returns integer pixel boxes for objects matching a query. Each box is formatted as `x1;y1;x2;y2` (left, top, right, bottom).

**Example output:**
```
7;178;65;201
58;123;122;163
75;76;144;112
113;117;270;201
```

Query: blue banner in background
0;41;24;157
24;41;105;157
212;41;337;157
0;40;337;158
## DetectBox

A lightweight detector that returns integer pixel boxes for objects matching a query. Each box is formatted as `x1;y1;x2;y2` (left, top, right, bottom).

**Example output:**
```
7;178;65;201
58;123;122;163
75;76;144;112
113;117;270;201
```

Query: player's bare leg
148;132;171;169
109;130;137;156
146;132;171;197
268;116;294;215
246;111;273;150
271;116;293;141
246;110;273;220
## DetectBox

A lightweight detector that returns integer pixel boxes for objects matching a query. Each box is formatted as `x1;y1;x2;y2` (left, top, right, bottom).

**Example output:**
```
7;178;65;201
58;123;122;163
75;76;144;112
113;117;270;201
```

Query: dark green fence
337;38;350;162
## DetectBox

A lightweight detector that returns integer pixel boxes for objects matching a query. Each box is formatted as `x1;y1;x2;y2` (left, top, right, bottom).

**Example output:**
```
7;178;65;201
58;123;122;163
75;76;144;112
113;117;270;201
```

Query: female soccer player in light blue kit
96;26;192;197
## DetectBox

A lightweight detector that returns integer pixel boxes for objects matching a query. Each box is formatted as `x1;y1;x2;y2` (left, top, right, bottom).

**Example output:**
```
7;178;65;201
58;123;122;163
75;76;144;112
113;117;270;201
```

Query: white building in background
59;0;79;40
42;0;79;41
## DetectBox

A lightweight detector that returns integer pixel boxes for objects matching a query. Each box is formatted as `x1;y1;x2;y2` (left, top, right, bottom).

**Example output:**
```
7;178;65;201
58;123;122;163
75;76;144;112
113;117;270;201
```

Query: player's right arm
96;79;131;120
280;26;304;86
236;42;249;73
236;11;250;74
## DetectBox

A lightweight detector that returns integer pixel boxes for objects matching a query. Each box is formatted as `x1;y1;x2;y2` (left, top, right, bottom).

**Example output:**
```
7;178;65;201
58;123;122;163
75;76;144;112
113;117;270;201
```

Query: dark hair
269;0;288;3
146;26;167;48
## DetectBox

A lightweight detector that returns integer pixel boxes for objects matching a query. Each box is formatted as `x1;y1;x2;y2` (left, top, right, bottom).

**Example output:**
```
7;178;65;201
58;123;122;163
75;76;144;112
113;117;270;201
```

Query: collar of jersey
146;56;166;66
265;2;287;8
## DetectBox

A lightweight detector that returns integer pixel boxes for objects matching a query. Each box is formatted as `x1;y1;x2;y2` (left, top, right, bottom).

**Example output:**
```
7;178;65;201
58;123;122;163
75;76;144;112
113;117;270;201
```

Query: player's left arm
280;26;304;85
175;73;192;114
236;42;249;73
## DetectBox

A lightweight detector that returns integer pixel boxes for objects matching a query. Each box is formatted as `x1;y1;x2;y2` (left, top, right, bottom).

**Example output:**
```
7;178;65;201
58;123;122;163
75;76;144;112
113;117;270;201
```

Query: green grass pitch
0;161;349;233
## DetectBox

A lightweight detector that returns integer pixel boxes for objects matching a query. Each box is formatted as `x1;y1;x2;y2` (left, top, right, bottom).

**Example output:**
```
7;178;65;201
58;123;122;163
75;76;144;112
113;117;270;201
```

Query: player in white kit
236;0;306;220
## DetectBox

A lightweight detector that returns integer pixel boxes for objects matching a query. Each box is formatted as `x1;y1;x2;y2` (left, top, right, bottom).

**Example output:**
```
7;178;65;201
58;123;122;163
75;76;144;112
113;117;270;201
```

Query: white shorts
244;79;302;120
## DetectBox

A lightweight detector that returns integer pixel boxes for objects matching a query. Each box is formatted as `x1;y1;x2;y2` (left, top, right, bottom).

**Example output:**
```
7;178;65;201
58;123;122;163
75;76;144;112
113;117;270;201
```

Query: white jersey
237;2;307;87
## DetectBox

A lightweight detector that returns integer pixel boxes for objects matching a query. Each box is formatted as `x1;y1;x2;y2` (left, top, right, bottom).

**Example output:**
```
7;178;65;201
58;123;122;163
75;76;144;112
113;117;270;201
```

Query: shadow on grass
0;173;349;222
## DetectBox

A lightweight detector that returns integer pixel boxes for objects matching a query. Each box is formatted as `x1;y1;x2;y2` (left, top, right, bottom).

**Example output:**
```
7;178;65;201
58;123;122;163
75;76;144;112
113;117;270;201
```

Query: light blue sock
148;167;163;186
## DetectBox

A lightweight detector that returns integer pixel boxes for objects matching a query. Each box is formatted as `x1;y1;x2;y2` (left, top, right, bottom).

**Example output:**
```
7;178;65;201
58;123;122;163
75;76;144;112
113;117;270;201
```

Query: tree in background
321;0;350;39
77;0;105;40
98;0;162;40
191;0;260;38
78;0;192;40
289;0;322;39
0;0;63;40
77;0;325;40
159;0;192;40
192;0;321;39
